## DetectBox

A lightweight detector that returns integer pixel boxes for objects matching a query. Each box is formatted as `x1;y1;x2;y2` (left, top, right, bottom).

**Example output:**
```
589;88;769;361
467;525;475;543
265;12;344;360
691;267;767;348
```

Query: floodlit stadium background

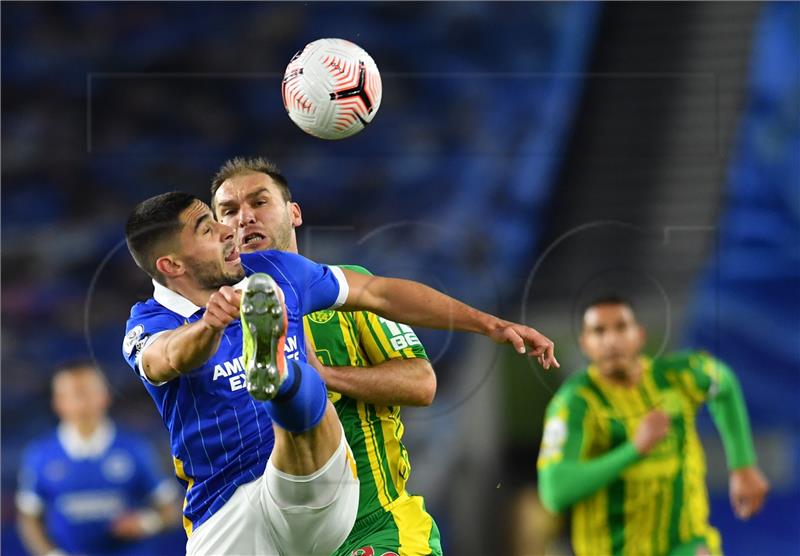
2;2;798;554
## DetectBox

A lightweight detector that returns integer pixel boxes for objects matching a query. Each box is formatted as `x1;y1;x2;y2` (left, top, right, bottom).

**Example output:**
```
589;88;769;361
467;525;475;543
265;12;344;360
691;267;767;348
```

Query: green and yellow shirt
304;265;428;519
538;352;756;556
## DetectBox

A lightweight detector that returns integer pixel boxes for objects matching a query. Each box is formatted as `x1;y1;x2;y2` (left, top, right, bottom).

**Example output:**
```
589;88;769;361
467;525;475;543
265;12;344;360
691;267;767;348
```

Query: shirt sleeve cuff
16;490;43;516
137;331;169;386
150;479;180;505
619;441;642;465
329;266;349;309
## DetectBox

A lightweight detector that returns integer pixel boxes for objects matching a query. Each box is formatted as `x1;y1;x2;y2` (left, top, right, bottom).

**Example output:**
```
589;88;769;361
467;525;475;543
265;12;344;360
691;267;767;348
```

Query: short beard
263;210;293;251
600;357;639;385
273;223;292;251
607;367;630;382
186;256;244;290
247;212;293;252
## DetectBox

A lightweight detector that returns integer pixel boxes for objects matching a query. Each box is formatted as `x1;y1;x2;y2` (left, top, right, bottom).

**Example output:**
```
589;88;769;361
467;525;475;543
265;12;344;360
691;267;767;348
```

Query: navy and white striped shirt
122;250;348;534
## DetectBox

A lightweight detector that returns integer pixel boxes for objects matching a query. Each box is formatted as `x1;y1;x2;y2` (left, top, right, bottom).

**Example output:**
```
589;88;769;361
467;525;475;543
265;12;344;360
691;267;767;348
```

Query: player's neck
167;278;214;309
599;359;643;388
70;419;103;439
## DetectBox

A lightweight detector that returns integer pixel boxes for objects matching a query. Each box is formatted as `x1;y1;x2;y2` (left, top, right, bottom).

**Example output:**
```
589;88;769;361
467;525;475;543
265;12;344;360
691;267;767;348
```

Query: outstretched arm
141;286;241;383
305;266;436;407
339;270;558;369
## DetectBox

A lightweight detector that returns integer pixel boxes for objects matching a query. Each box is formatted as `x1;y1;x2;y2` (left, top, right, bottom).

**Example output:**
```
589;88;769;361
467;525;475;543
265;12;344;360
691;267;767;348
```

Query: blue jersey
122;250;347;535
16;421;175;556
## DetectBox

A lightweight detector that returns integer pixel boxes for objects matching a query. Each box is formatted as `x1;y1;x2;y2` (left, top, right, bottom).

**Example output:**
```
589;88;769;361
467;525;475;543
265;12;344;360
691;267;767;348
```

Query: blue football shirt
122;250;347;535
16;421;175;556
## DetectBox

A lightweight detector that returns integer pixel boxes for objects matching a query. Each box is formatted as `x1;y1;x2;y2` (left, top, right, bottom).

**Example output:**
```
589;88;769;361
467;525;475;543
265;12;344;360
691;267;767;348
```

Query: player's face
52;369;110;426
174;200;244;288
580;304;645;378
213;173;301;253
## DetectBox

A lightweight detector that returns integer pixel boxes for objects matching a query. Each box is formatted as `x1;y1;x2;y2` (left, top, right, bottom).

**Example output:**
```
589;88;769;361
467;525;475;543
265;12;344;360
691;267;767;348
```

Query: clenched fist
633;409;670;455
729;466;769;520
202;286;242;331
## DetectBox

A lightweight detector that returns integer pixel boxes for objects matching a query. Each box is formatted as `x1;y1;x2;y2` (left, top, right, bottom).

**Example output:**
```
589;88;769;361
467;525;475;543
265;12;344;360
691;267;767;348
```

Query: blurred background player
537;297;769;556
15;361;180;556
212;158;443;555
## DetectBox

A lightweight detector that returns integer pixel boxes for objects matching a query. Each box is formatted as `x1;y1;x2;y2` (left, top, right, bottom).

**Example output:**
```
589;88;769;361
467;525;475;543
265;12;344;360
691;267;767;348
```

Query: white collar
58;419;115;460
152;280;202;318
152;277;250;318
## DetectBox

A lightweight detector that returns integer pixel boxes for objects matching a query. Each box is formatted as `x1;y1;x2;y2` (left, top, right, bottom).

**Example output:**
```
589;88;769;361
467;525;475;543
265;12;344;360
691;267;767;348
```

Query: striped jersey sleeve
668;351;730;405
339;264;428;364
355;311;429;364
123;302;184;386
240;250;348;314
538;385;593;470
16;442;45;516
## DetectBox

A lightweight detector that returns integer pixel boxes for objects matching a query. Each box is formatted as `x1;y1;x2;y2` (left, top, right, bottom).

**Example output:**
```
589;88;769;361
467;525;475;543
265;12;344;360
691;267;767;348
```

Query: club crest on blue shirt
102;451;135;482
44;460;68;482
123;324;146;357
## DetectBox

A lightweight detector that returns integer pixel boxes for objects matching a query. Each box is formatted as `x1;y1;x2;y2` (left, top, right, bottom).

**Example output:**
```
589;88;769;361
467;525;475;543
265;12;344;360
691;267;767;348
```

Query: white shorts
186;433;359;556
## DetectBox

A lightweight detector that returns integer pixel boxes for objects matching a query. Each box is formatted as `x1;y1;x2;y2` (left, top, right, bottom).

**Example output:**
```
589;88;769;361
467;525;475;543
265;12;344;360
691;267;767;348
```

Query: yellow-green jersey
304;265;442;556
538;352;756;556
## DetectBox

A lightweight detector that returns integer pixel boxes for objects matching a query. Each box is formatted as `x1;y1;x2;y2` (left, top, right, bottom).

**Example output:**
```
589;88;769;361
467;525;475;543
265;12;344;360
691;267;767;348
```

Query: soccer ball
282;38;382;140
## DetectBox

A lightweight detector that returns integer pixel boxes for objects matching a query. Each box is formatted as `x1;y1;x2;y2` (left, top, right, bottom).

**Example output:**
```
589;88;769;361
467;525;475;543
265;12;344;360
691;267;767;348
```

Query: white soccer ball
282;38;383;140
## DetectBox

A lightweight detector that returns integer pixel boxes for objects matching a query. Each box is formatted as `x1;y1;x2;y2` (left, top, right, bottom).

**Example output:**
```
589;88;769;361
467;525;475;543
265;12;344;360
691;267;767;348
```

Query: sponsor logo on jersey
212;335;300;391
56;490;125;522
102;451;135;483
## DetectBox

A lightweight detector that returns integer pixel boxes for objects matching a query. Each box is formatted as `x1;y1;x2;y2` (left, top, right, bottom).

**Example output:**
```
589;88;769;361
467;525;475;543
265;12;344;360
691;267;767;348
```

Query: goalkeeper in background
537;296;768;556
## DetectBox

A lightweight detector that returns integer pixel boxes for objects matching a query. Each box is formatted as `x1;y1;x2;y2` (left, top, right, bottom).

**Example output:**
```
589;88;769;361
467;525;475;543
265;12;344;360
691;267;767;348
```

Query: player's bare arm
17;512;60;556
305;346;436;406
141;286;242;383
339;269;558;369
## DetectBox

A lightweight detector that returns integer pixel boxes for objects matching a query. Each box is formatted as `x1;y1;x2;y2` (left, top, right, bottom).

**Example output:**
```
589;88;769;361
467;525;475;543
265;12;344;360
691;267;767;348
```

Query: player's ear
289;201;303;228
51;376;65;418
636;324;646;350
578;329;590;357
155;255;183;280
51;389;60;416
99;385;112;412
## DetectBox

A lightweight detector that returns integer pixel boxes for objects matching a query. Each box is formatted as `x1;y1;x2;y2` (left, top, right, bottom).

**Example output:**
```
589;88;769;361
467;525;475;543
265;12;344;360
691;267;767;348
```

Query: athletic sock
265;359;327;433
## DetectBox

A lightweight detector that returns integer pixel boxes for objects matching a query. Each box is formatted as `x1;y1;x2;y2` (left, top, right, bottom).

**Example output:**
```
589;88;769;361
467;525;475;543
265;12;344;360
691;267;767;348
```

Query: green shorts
333;494;443;556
